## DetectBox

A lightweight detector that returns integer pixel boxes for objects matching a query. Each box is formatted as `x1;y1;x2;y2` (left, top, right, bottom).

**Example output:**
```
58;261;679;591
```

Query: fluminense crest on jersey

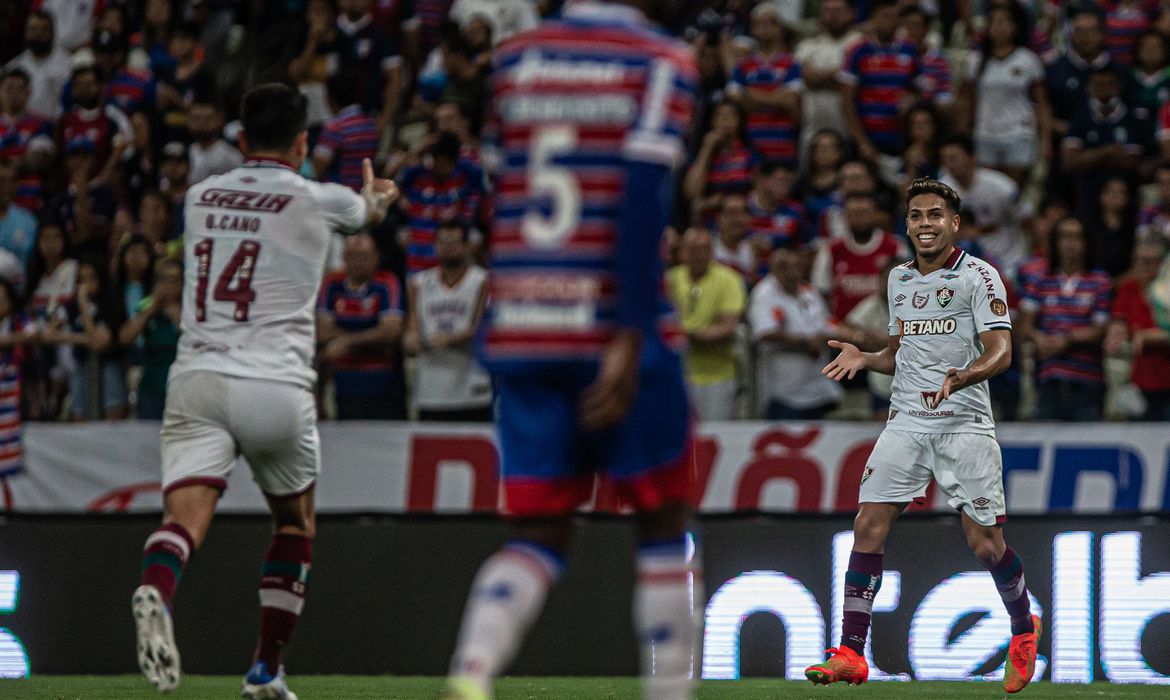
936;285;954;308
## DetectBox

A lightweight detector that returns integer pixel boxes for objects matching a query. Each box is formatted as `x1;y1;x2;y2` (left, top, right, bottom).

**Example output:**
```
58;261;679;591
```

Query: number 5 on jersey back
194;238;262;322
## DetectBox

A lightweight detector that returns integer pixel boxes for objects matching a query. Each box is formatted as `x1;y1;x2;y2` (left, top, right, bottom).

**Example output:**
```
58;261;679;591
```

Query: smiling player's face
906;193;958;260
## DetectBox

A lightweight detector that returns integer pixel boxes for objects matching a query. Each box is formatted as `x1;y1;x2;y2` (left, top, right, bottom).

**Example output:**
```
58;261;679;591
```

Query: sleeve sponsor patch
989;298;1007;317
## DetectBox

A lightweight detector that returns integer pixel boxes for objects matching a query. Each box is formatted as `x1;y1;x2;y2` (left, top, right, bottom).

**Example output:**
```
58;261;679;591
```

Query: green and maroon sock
253;533;312;672
140;523;194;608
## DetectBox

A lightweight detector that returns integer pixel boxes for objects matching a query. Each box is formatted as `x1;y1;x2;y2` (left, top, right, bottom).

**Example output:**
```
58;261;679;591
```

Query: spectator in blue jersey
335;0;405;136
0;68;56;214
839;0;919;177
47;138;119;262
155;21;215;142
683;100;757;218
397;131;484;274
1061;66;1147;219
91;30;156;117
187;100;243;186
899;5;953;115
312;71;379;192
747;160;809;274
317;232;406;420
726;4;803;168
1019;217;1113;421
793;129;846;229
0;159;38;272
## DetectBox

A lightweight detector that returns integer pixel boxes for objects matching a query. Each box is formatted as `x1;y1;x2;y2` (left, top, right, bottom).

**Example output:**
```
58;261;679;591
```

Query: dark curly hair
906;177;962;214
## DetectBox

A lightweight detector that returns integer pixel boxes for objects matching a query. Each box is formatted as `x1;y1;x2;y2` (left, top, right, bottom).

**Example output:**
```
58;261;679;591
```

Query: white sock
449;541;563;693
635;537;698;700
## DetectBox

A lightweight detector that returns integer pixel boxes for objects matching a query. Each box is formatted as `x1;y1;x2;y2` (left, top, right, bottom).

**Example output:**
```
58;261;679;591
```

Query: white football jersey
885;248;1012;436
411;265;493;410
169;159;368;390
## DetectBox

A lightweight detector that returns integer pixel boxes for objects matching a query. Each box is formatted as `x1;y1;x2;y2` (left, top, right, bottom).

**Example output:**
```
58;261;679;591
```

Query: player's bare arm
823;332;899;381
932;328;1011;406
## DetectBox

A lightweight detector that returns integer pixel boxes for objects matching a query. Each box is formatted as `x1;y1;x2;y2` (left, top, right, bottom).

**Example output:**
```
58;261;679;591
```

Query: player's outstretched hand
931;367;966;408
361;158;399;225
822;339;865;381
579;330;641;431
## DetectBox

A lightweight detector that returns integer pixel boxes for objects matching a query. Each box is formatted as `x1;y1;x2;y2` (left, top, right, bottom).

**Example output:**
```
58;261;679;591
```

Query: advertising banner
8;422;1170;514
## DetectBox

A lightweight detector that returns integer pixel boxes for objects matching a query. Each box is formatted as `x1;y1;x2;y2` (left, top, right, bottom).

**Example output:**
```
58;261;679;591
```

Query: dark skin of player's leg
961;511;1007;567
851;502;903;553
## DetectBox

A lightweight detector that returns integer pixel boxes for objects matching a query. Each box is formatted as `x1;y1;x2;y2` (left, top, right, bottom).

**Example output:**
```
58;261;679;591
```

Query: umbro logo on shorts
972;497;991;510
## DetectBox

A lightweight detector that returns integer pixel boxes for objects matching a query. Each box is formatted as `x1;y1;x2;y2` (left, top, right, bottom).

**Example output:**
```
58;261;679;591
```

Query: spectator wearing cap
750;246;842;419
1062;66;1146;219
47;137;118;261
0;159;37;273
187;100;242;186
91;29;156;116
899;5;953;113
839;0;920;175
5;10;72;119
156;21;215;142
397;131;485;274
59;64;134;183
0;68;56;213
159;141;191;235
448;0;537;46
726;4;803;169
313;72;378;192
334;0;405;136
939;134;1029;277
957;1;1051;187
794;0;861;148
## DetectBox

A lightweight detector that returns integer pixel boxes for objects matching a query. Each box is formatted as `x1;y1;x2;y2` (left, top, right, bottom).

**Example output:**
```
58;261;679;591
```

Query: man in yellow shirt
667;227;747;420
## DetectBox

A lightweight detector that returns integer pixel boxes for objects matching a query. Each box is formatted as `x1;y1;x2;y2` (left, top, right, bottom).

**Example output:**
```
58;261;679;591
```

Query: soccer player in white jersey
806;178;1041;694
131;83;397;698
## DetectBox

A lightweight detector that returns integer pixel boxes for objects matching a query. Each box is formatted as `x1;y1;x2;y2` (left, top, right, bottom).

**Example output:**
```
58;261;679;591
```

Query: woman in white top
958;1;1052;186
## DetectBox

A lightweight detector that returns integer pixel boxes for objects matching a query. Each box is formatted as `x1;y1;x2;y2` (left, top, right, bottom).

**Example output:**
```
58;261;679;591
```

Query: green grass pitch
0;677;1163;700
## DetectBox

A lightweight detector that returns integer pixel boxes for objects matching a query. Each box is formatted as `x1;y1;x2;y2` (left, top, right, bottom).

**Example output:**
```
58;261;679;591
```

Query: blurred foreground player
442;2;700;699
131;83;397;698
808;178;1040;693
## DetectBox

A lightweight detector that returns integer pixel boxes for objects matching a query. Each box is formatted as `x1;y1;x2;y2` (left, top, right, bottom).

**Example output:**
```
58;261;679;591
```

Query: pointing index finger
362;158;374;186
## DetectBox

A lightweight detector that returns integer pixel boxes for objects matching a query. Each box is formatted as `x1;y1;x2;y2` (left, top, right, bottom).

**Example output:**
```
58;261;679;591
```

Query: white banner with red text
7;422;1169;514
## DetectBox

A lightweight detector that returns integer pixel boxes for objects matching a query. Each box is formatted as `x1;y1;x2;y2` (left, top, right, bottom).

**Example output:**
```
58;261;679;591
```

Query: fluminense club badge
936;286;954;308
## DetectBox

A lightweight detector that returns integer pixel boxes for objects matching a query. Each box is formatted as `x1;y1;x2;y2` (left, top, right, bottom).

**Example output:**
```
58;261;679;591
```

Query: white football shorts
160;370;320;498
859;428;1006;526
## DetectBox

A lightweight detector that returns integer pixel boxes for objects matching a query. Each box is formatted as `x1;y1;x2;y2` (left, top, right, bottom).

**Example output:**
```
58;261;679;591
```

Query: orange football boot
805;646;869;686
1004;614;1043;694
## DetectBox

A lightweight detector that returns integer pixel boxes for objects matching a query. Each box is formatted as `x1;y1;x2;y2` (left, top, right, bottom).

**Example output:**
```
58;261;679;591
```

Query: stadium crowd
1;0;1170;429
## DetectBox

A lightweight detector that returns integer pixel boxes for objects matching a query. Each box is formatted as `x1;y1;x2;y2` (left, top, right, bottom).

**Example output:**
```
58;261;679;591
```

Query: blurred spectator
683;100;757;215
25;221;74;419
433;100;481;164
818;158;895;241
840;255;899;419
939;134;1028;278
793;128;845;228
899;5;953;111
135;0;178;75
1062;66;1146;218
898;102;941;187
688;31;731;152
811;193;905;321
312;72;378;191
448;0;537;46
959;1;1051;186
335;0;405;134
435;25;488;132
750;246;842;419
42;257;127;421
1138;161;1170;243
398;131;484;274
1103;0;1158;65
404;219;492;421
111;235;156;334
413;0;458;56
726;4;803;168
712;193;756;283
92;29;156;117
0;158;37;271
156;21;215;141
47;138;119;261
37;0;99;53
372;0;423;65
128;190;176;259
317;233;406;420
746;161;808;275
1160;101;1170;159
6;10;71;119
666;228;746;421
1019;217;1112;421
0;68;55;213
1087;177;1138;277
1106;240;1170;419
121;110;160;208
1046;8;1131;141
158;141;191;224
187;100;242;186
1018;195;1071;287
118;257;181;420
794;0;860;148
59;65;134;183
0;277;33;475
1132;30;1170;143
288;0;341;129
839;0;919;175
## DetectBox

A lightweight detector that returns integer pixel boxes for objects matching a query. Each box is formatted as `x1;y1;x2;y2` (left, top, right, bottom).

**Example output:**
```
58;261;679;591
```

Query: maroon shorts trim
163;476;228;495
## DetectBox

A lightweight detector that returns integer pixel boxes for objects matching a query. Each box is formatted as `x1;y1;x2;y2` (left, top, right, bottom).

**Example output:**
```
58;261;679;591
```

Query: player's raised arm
360;157;398;226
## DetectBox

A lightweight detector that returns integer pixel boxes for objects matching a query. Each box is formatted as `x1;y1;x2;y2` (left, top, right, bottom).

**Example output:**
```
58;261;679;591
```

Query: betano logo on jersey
899;317;957;336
